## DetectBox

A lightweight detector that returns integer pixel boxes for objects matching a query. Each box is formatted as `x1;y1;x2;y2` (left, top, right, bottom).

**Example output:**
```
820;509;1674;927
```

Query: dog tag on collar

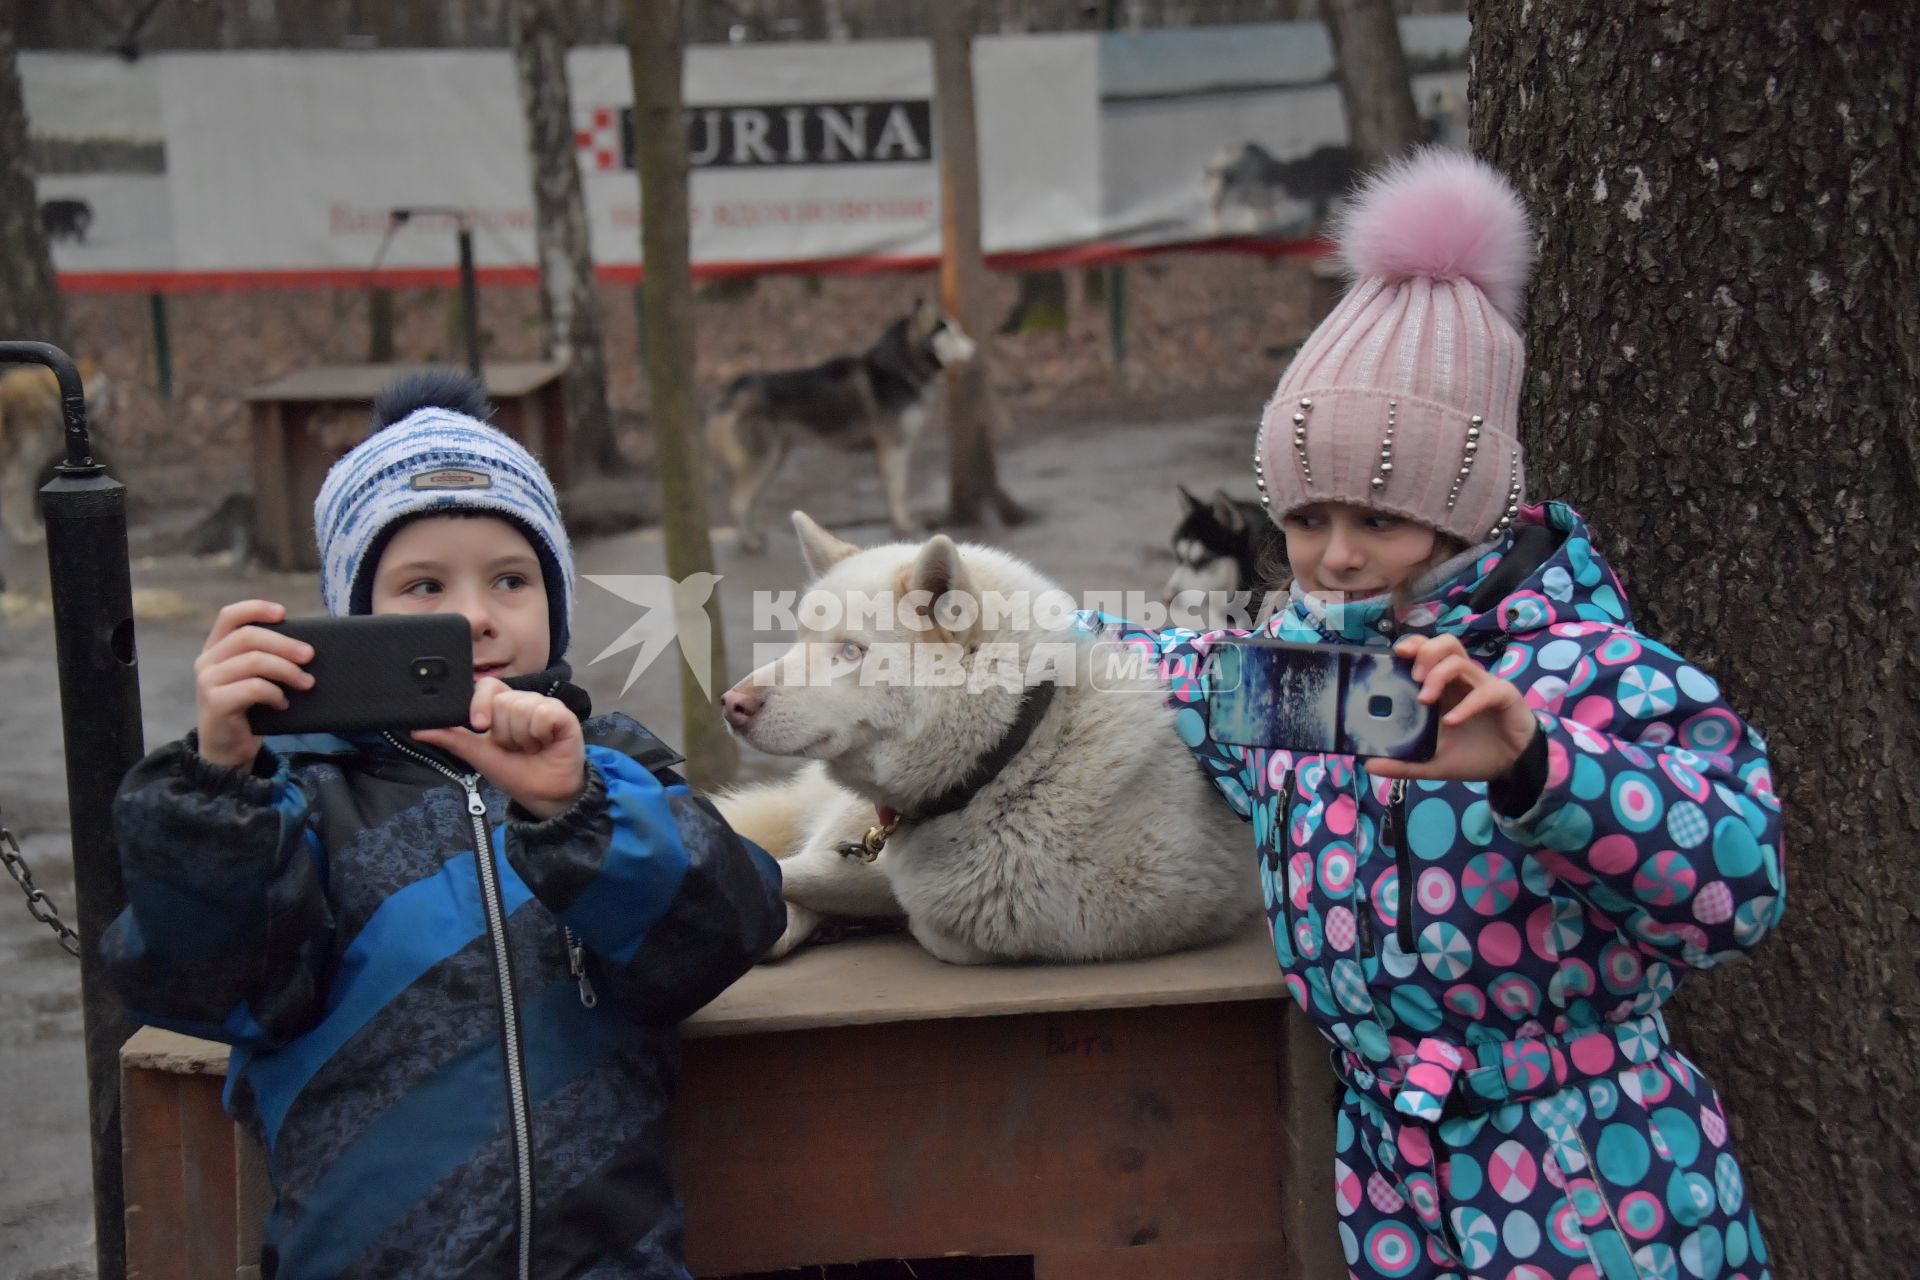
410;467;492;490
835;820;897;863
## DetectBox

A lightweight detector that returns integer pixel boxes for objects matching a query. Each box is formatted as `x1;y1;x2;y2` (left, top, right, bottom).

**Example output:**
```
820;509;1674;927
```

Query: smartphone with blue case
1205;636;1439;761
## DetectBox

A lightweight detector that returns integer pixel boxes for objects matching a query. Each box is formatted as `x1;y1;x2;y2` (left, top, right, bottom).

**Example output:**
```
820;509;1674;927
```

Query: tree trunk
626;0;737;788
1321;0;1421;171
1472;3;1920;1274
510;0;621;478
0;2;67;348
931;0;1028;528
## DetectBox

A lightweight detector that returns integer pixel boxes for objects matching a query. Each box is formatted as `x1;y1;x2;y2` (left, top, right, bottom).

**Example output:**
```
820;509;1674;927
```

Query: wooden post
626;0;737;787
930;0;1029;529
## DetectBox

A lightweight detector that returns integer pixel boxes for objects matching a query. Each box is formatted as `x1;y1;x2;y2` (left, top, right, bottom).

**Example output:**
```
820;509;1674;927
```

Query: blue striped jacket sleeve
101;736;333;1049
504;745;785;1025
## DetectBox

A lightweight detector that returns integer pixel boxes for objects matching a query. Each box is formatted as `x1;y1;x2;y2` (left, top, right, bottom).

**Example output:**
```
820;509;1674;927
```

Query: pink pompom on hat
1254;147;1535;545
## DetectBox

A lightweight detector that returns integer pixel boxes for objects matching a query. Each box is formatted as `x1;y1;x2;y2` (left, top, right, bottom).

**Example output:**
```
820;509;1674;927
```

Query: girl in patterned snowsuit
1099;152;1784;1279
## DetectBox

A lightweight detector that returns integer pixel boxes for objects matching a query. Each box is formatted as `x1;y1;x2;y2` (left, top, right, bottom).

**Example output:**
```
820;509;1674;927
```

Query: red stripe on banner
57;236;1332;295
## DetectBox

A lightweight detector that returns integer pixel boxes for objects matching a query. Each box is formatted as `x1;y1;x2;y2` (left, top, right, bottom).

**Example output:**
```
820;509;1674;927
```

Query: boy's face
370;515;549;678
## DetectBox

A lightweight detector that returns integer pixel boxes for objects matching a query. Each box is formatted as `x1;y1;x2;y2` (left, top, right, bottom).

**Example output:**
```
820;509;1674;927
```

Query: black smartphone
1205;636;1439;761
247;614;475;737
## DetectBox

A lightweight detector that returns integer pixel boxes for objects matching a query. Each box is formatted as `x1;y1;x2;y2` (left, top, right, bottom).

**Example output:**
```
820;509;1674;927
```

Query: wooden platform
121;919;1342;1279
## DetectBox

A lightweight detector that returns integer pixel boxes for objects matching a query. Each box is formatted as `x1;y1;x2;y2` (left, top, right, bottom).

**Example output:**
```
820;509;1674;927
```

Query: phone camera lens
1368;694;1395;719
412;657;451;692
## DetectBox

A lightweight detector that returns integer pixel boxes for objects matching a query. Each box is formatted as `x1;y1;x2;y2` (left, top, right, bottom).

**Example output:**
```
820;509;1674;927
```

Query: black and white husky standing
707;298;977;553
1163;485;1286;629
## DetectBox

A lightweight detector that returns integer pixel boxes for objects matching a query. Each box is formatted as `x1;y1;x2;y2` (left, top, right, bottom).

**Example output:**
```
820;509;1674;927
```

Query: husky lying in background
715;512;1253;965
1164;485;1285;630
707;299;976;554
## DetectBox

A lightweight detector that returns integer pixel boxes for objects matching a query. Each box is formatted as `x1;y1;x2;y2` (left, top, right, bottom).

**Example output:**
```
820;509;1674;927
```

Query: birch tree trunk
1472;3;1920;1273
626;0;737;787
510;0;620;477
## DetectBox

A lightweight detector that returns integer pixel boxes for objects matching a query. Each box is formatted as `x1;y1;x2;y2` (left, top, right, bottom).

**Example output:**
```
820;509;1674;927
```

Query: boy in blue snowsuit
103;372;784;1279
1100;153;1783;1279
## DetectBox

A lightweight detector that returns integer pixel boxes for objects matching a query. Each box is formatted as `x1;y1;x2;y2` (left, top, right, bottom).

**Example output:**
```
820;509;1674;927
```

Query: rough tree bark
626;0;737;787
0;1;66;348
1472;2;1920;1274
509;0;621;478
930;0;1028;528
1321;0;1421;171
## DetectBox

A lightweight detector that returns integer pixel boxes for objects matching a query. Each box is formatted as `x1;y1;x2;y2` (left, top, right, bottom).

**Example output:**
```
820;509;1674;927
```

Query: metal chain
0;800;81;958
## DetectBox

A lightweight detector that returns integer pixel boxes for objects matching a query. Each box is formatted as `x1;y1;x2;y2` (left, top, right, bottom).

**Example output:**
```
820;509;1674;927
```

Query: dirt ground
0;359;1284;1275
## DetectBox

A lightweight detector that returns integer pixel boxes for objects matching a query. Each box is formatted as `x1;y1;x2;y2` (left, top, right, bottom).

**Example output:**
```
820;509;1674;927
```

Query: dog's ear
1177;485;1204;517
903;533;977;642
1209;490;1246;533
908;296;936;338
793;511;858;576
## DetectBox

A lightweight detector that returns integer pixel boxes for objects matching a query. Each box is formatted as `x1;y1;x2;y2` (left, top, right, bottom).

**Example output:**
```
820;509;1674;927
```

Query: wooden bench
239;361;568;572
120;919;1341;1279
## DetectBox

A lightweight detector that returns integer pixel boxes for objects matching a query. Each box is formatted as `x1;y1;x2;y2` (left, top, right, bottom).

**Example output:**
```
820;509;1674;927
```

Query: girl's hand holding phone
194;600;313;770
412;679;587;820
1366;633;1538;783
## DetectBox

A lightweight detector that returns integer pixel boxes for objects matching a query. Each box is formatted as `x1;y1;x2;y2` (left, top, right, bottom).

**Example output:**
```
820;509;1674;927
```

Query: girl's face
370;515;550;679
1279;502;1445;600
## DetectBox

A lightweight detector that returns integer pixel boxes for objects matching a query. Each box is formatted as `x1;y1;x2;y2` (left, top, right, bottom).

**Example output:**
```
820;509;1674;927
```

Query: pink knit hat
1255;149;1535;545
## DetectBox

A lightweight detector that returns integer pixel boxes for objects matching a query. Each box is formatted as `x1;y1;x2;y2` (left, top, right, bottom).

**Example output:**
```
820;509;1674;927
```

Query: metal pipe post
457;223;483;379
148;293;173;401
0;340;144;1280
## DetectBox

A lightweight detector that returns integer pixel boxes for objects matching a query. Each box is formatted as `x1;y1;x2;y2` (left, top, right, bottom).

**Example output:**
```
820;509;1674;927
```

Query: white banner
1100;15;1468;244
22;18;1465;289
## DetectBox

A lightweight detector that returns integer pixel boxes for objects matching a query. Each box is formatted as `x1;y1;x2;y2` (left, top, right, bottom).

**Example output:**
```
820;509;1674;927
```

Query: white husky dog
715;512;1253;965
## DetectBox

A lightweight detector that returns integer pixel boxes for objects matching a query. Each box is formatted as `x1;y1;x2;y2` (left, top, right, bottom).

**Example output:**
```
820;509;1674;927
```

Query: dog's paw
761;902;823;962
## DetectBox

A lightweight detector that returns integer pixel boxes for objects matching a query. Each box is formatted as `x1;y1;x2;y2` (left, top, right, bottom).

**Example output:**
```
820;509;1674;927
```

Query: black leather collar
904;679;1058;824
837;678;1058;861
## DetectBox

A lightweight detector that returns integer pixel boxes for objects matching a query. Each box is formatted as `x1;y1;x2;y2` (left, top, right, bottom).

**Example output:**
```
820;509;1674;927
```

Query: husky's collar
837;678;1058;862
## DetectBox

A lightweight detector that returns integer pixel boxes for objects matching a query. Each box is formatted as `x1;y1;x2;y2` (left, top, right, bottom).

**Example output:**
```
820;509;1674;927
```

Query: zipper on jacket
1385;778;1413;953
1277;771;1298;953
564;927;597;1008
1354;854;1376;960
387;736;534;1280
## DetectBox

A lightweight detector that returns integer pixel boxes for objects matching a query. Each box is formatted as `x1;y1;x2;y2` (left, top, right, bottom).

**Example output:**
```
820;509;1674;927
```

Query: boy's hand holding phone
413;680;588;820
195;600;314;770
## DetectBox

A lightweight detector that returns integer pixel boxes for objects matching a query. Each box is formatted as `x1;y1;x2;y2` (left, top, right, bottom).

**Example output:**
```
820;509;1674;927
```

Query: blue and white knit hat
313;370;574;665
